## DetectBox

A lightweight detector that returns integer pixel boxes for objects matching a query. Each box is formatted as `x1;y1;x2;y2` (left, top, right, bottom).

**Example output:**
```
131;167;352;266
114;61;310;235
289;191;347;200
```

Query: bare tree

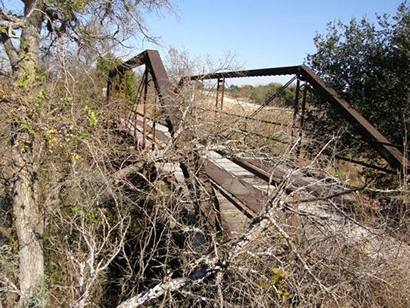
0;1;171;306
0;2;408;307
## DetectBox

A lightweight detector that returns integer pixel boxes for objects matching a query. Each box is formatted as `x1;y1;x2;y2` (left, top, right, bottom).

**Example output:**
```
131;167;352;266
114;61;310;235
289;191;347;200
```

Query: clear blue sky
5;0;403;84
138;0;403;71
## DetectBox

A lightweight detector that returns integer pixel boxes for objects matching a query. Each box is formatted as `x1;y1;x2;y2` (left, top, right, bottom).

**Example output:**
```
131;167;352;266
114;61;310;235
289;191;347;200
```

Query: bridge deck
107;49;409;271
113;114;410;268
117;116;357;237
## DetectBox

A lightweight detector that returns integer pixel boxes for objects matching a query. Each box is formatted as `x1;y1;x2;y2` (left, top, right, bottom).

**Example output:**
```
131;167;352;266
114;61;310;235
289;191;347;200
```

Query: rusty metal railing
181;65;408;173
106;49;408;218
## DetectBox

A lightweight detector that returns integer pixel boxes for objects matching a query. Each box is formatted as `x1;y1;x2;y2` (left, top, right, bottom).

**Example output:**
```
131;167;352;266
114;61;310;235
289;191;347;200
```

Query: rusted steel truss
108;49;181;136
107;50;226;229
184;66;407;172
107;49;407;218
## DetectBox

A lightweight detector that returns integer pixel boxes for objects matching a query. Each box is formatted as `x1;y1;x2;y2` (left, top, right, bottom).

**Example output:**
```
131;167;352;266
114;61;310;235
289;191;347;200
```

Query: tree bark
18;0;44;80
11;1;46;306
12;132;45;306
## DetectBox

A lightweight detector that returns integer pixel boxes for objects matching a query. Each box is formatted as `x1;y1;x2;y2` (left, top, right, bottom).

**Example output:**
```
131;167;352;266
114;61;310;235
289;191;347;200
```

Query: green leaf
85;105;98;128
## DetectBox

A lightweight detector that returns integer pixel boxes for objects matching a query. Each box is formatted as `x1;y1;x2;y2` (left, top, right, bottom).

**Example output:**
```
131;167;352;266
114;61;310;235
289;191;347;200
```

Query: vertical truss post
215;79;220;120
180;62;406;171
215;78;225;109
290;77;300;145
126;71;146;147
142;70;148;150
296;84;307;157
152;96;157;150
220;78;225;111
215;78;220;109
133;106;138;143
106;78;112;104
215;78;225;122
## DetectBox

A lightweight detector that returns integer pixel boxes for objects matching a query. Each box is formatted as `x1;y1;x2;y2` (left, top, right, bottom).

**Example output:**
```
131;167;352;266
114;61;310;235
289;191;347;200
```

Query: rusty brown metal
185;66;301;81
296;84;308;157
203;158;267;214
299;65;407;172
215;78;221;109
211;182;255;219
220;78;225;110
110;49;407;172
183;64;407;172
142;71;148;149
108;49;181;136
291;77;300;140
215;77;225;111
218;152;357;204
108;49;408;221
152;99;157;150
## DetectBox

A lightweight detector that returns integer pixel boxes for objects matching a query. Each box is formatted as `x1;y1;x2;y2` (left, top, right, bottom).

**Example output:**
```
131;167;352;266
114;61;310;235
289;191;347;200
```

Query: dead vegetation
0;50;408;308
101;60;409;307
0;11;408;307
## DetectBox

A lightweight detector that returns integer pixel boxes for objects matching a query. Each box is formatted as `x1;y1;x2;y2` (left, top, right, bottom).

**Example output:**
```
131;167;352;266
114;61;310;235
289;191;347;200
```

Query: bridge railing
106;49;408;175
106;50;182;150
180;65;408;174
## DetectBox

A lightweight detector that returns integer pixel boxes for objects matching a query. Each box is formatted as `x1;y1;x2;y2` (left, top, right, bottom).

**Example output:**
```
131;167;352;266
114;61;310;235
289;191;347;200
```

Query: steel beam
182;63;407;172
108;49;407;172
108;50;182;136
300;65;407;171
186;66;301;80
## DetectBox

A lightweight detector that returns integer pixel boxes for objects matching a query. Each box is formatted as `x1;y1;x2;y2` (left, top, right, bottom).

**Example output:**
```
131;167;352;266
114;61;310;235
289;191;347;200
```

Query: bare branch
0;33;19;72
0;9;25;30
117;185;288;307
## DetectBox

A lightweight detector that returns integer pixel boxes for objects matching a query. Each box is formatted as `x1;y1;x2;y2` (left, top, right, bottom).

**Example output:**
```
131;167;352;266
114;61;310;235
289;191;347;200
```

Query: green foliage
44;129;57;152
0;244;17;271
270;267;286;285
271;267;290;302
84;208;99;225
97;54;138;102
306;2;410;147
74;130;89;143
35;88;47;107
124;72;138;102
226;83;295;106
17;67;47;89
85;105;98;128
21;119;35;135
45;0;94;16
16;72;31;89
49;263;62;284
228;84;239;91
60;96;73;107
70;205;100;225
258;267;290;303
29;276;49;308
96;54;121;73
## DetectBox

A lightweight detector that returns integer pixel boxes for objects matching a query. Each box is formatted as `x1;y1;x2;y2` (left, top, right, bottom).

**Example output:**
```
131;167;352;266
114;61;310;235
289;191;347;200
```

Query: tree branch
0;9;25;30
0;33;19;72
0;9;24;72
117;184;288;307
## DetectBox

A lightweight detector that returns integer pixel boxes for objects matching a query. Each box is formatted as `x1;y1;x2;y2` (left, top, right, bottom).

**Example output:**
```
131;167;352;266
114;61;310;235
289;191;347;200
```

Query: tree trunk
11;1;45;306
12;132;45;306
19;0;44;80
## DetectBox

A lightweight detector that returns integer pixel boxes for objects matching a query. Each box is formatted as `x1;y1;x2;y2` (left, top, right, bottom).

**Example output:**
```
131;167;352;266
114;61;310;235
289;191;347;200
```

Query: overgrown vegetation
0;1;408;307
306;2;409;150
